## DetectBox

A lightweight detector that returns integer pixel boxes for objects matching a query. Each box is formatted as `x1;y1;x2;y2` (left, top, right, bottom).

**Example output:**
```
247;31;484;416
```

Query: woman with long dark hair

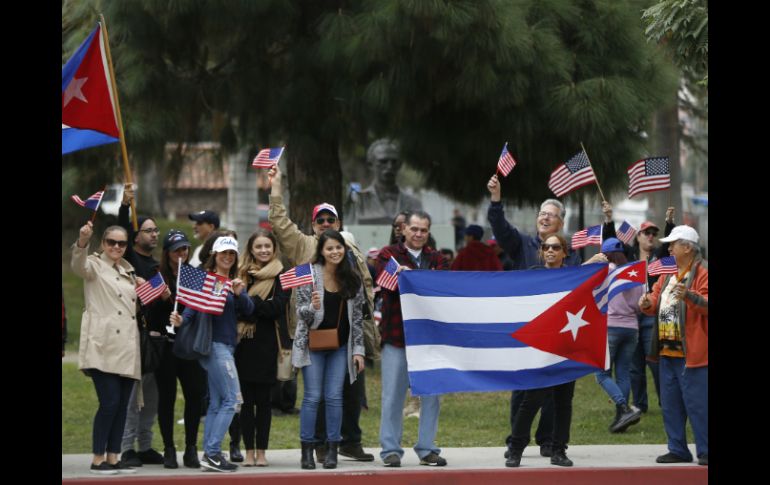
146;230;206;469
293;230;365;470
170;236;254;473
234;229;291;467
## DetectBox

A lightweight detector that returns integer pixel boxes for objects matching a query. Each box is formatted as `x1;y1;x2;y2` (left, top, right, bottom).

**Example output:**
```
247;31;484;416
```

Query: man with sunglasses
117;184;165;468
600;201;675;415
267;165;379;463
486;174;606;461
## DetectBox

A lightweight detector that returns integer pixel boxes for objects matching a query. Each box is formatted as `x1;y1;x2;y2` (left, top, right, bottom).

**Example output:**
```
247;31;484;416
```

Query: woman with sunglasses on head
294;230;366;470
234;229;291;467
170;236;254;473
71;221;143;475
144;230;207;469
506;234;602;469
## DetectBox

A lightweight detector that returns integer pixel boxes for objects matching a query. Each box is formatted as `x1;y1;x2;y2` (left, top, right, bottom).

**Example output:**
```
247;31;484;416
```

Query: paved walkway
62;444;703;479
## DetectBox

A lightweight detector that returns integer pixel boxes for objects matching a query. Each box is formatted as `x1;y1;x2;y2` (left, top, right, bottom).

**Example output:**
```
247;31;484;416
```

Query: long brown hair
238;229;280;279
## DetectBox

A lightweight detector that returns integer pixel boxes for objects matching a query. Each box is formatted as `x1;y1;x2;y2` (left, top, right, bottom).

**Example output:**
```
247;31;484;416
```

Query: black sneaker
90;462;118;475
419;452;447;466
697;454;708;466
120;449;143;467
505;452;522;468
611;405;642;433
201;452;238;473
183;445;200;468
339;444;375;461
111;461;138;474
656;452;692;464
540;444;553;457
550;451;573;467
383;454;401;467
137;448;165;464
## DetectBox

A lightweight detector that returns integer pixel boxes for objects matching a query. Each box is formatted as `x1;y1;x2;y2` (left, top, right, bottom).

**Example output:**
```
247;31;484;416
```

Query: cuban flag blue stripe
62;127;119;154
408;361;599;395
404;320;530;348
398;264;606;298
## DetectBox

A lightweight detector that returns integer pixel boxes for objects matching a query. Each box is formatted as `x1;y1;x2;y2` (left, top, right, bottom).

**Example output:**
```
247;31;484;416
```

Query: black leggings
510;381;575;453
154;342;207;448
89;369;134;455
239;381;273;449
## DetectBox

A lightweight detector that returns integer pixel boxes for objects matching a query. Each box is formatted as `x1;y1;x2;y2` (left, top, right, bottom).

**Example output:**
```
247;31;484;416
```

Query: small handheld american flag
647;256;677;276
615;220;637;245
71;190;105;211
628;157;670;198
376;256;400;291
177;264;232;315
548;150;597;197
571;225;602;249
497;142;517;177
136;272;168;306
279;263;314;289
252;147;285;168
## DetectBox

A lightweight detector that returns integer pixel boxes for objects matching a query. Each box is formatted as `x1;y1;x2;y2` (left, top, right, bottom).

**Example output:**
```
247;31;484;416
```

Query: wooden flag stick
99;14;138;232
580;142;607;203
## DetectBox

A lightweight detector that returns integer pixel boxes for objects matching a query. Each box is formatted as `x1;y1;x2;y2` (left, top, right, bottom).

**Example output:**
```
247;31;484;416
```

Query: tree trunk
648;94;682;222
136;157;163;216
227;146;259;247
286;135;341;233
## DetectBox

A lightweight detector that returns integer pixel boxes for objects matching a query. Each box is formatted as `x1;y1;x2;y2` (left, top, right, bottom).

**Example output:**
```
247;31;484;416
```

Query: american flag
252;147;285;168
177;264;232;315
71;190;104;211
571;224;602;249
136;272;167;306
548;150;597;197
647;256;677;276
376;256;400;291
497;142;517;177
627;157;670;198
279;263;314;289
616;220;637;245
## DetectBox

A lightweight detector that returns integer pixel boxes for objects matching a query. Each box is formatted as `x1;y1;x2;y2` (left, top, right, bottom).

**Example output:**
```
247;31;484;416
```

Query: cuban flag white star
63;77;88;107
559;306;590;341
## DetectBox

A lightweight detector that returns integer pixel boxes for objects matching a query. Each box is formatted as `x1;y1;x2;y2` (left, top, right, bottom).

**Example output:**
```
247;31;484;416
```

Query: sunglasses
315;216;337;224
541;243;563;252
104;238;128;248
641;230;659;236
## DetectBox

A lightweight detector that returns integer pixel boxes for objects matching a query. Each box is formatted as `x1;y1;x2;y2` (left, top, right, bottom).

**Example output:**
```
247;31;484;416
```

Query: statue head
366;138;401;189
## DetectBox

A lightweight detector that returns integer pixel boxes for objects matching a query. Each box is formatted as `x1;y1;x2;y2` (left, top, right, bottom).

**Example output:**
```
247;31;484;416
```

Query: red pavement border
63;466;708;485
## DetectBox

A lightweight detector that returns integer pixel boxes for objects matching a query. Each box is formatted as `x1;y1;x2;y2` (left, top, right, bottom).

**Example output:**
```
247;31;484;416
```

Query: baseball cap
464;224;484;240
163;230;191;252
639;221;659;232
188;210;220;228
601;237;624;253
211;236;239;255
312;203;338;220
659;225;699;244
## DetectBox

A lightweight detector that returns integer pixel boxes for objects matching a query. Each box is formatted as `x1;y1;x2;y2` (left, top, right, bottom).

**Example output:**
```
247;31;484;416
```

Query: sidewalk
63;444;703;479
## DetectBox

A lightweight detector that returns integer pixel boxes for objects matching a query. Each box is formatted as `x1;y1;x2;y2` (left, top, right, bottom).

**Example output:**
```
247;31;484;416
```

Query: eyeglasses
541;243;563;252
641;230;658;237
140;227;160;234
104;238;128;248
315;217;337;224
538;211;560;219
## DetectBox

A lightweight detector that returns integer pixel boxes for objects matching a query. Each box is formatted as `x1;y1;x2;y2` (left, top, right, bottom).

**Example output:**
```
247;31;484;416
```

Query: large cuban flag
399;263;610;396
62;23;120;155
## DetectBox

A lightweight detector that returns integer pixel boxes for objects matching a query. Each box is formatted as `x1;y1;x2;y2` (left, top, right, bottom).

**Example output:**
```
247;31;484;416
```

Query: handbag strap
275;325;284;351
335;297;346;329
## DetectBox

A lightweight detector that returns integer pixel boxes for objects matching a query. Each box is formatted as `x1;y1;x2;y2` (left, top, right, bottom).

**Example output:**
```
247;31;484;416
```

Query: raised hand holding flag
496;142;517;177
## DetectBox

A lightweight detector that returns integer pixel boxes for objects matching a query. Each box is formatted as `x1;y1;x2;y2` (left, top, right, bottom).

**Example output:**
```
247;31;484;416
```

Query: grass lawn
62;360;691;454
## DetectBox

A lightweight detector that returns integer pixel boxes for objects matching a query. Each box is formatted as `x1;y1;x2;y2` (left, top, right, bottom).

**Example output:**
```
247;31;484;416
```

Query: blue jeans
198;342;242;456
595;327;638;406
89;370;134;455
660;357;708;460
300;346;348;443
379;344;441;460
630;314;660;410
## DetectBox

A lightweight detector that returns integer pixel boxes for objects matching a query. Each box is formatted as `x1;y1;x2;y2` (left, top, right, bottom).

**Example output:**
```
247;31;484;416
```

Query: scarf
237;258;284;341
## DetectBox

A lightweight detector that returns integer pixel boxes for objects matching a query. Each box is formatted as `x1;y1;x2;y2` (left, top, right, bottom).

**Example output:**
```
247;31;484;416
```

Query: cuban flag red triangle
511;265;607;369
62;24;120;154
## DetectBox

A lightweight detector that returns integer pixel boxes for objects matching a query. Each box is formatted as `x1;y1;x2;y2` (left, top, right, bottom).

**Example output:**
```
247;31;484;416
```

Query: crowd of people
69;168;707;475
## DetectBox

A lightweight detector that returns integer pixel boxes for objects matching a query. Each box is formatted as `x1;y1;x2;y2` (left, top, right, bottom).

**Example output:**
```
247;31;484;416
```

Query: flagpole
174;258;182;314
89;184;107;223
579;142;607;203
99;14;138;232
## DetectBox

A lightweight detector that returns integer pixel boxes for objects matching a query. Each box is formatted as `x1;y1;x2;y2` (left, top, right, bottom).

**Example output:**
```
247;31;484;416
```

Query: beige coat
269;194;381;359
71;243;141;380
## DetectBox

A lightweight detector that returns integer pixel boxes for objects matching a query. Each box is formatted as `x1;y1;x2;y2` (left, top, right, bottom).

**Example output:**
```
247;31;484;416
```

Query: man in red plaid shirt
375;211;449;468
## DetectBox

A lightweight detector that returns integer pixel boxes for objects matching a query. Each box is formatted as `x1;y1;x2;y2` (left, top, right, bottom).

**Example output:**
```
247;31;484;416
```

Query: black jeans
240;381;273;449
510;381;575;453
154;343;207;448
315;370;366;445
505;389;555;448
89;369;134;455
